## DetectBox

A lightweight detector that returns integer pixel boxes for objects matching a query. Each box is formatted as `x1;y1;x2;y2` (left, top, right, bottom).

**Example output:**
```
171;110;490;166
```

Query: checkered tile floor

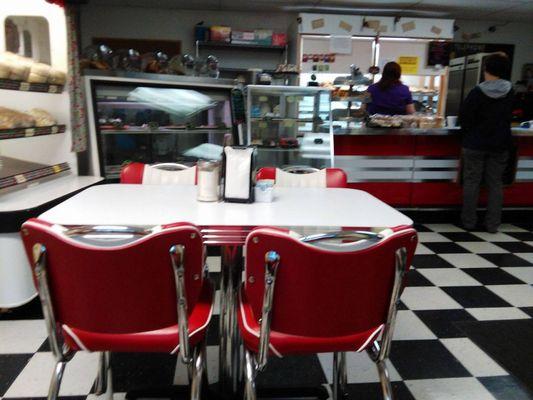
1;223;533;400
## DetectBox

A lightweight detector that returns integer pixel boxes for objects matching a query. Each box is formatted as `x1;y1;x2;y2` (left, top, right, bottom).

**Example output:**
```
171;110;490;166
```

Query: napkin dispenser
222;146;255;203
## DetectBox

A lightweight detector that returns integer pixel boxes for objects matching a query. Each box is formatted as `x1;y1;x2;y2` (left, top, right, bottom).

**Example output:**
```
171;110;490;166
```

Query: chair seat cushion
237;289;383;357
62;282;213;353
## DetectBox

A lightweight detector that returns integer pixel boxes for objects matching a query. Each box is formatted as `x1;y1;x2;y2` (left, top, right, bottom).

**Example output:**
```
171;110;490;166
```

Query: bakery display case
84;73;239;180
245;85;333;169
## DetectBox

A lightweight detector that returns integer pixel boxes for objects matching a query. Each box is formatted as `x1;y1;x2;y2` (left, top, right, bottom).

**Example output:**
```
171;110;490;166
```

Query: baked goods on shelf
368;113;444;129
27;108;56;127
0;107;35;129
0;52;67;85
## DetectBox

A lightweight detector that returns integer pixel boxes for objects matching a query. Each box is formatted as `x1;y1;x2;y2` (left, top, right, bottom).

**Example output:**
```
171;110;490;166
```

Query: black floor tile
413;224;432;232
414;309;476;338
441;232;484;242
206;315;220;346
520;307;533;318
36;338;50;352
406;270;433;287
110;352;177;392
443;286;512;308
423;242;471;254
480;254;533;268
411;254;455;269
345;381;415;400
389;340;471;380
397;301;408;310
463;268;526;285
492;242;533;253
0;354;33;396
0;298;42;321
256;354;327;388
479;375;533;400
506;232;533;241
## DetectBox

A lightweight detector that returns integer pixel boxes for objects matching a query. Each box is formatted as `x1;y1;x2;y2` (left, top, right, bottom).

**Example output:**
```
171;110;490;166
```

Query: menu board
428;41;452;66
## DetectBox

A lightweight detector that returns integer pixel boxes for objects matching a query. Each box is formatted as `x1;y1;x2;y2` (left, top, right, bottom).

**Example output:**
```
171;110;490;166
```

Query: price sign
397;56;419;75
48;85;58;93
51;126;59;134
52;165;62;173
15;174;27;184
25;128;35;137
19;82;30;91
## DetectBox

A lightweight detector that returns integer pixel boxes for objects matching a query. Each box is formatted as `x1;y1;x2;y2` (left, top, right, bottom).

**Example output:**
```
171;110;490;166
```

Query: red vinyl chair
256;167;347;188
238;226;418;400
20;218;213;400
120;162;197;185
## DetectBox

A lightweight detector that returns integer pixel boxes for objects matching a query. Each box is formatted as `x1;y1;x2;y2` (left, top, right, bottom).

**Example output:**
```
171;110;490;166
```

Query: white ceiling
90;0;533;22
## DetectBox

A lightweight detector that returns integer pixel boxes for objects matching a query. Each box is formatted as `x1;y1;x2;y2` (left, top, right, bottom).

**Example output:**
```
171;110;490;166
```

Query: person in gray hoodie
458;53;514;233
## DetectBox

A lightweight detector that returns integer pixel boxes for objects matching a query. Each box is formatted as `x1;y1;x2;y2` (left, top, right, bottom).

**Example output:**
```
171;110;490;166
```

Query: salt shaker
197;160;221;202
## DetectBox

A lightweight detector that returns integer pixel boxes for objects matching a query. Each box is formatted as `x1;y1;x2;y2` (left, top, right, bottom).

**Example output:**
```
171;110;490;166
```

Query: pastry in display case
245;85;332;169
84;74;239;180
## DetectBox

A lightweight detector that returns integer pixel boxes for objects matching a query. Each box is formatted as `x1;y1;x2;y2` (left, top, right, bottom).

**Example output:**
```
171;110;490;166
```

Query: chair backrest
20;218;205;334
256;167;347;188
243;226;417;339
120;162;197;185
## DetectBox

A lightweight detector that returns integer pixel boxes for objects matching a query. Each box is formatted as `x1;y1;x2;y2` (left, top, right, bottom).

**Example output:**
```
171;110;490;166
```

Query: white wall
80;5;297;70
453;20;533;83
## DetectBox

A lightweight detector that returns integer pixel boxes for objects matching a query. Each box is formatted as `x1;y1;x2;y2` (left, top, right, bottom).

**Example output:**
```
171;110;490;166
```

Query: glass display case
245;85;332;169
85;74;239;180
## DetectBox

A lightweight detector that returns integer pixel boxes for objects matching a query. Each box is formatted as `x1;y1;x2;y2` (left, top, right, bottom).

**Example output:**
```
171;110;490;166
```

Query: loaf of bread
27;108;56;127
28;63;51;83
48;69;67;85
0;107;35;129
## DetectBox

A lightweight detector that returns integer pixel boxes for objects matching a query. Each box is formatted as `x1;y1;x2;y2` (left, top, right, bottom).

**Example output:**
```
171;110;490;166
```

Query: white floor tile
526;242;533;247
471;232;518;242
0;320;47;354
400;287;462;310
392;310;437;340
213;289;221;316
206;256;221;273
441;338;507;377
173;356;189;385
4;351;99;397
405;377;497;400
502;267;533;284
457;242;508;254
418;268;482;287
487;285;533;307
87;393;127;400
424;224;465;232
418;232;452;243
439;254;497;269
516;253;533;264
318;352;401;384
206;345;219;384
498;224;528;232
415;244;435;255
466;307;530;321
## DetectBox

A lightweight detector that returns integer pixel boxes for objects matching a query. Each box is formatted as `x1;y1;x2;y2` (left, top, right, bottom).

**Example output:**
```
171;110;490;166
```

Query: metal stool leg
48;361;66;400
376;360;393;400
332;352;347;400
95;351;112;396
190;345;206;400
244;350;257;400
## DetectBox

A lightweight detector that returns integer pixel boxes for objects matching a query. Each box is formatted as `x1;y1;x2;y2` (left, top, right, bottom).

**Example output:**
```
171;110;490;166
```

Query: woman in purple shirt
365;62;415;115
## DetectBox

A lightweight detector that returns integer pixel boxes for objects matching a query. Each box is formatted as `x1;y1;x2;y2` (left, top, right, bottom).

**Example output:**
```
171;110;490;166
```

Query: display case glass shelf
85;75;238;180
245;85;332;169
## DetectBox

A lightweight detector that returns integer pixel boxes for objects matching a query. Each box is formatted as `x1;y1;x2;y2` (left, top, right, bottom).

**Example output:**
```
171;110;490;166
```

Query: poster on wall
397;56;420;74
329;36;352;54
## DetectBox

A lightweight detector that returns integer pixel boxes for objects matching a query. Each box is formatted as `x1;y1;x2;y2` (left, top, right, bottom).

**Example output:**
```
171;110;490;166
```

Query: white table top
0;175;103;213
39;184;412;228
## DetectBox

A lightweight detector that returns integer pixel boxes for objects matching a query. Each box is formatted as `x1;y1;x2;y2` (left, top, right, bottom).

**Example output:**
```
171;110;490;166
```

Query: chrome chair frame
30;226;208;400
152;163;190;171
242;231;408;400
282;165;320;174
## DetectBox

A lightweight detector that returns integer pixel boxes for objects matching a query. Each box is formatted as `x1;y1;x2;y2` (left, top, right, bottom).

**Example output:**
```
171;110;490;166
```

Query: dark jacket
459;79;514;152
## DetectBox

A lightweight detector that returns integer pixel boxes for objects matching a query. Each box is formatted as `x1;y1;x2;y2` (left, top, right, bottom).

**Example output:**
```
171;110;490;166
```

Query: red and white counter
334;127;533;207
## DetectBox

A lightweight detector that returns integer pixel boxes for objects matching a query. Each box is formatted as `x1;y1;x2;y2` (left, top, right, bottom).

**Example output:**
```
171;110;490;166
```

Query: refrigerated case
85;73;238;180
245;85;333;169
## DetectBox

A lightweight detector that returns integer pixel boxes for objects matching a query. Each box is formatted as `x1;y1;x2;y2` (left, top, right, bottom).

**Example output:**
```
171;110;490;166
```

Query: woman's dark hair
484;53;510;79
377;62;402;91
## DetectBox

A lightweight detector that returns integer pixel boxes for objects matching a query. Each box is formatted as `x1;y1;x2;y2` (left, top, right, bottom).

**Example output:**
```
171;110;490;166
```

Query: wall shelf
0;157;70;192
0;78;64;94
0;124;66;140
196;41;286;51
